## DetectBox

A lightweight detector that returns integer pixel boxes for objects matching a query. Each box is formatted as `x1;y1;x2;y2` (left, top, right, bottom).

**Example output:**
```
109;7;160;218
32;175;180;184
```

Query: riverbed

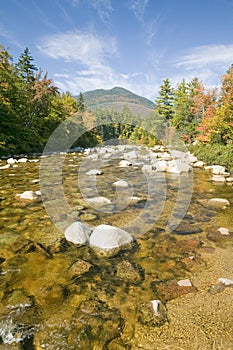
0;145;233;349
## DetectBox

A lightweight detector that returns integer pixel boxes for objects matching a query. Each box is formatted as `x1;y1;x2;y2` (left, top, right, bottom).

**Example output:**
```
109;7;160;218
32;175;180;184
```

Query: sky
0;0;233;101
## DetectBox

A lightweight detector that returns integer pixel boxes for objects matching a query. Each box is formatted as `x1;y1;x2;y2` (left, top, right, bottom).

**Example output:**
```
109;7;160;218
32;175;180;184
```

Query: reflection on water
0;147;232;349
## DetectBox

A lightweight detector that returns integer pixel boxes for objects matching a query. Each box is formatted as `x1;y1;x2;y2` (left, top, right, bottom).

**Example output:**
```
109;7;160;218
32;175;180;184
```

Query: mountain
82;87;155;117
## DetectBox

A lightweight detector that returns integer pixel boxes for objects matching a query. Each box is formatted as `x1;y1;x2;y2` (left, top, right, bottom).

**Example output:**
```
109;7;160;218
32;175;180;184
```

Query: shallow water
0;146;232;349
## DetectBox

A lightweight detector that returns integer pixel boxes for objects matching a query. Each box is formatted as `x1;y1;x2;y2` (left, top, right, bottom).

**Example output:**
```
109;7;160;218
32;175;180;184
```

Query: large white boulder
160;152;172;161
206;165;226;175
65;221;92;245
170;150;186;160
18;157;28;163
7;158;17;165
167;159;191;173
90;224;133;249
152;160;168;172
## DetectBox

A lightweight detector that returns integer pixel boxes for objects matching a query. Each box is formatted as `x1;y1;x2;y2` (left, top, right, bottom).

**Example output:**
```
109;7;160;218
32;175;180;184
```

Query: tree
189;78;205;122
196;89;218;142
15;47;38;83
77;92;85;112
154;78;174;123
172;79;190;132
0;45;22;153
197;66;233;144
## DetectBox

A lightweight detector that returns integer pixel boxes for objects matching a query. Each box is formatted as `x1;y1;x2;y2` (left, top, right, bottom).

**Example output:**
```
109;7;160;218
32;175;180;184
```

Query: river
0;145;233;349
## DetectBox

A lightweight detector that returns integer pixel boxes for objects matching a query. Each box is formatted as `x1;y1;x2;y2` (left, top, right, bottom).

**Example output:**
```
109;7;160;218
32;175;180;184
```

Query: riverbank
134;245;233;350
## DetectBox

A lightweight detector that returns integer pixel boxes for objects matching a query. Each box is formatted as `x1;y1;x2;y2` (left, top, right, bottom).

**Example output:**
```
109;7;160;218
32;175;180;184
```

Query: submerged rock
207;229;233;243
68;259;93;278
152;280;197;301
16;190;41;200
89;224;133;250
208;278;233;294
116;260;144;283
2;289;33;310
86;196;112;205
0;164;11;170
173;223;203;235
64;221;92;245
138;299;167;327
207;198;230;206
69;300;124;348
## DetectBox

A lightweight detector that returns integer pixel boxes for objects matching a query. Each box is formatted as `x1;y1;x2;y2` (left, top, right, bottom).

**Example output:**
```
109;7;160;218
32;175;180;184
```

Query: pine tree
16;47;38;83
154;78;174;123
77;92;85;112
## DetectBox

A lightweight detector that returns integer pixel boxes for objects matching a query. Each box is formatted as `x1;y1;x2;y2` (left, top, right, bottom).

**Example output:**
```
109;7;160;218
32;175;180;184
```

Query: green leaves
0;44;87;155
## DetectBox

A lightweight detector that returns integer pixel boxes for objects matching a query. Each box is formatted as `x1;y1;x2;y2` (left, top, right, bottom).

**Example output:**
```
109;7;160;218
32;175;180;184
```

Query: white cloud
176;44;233;69
92;0;113;24
54;65;157;100
54;73;70;78
0;25;24;50
171;44;233;92
37;30;118;67
128;0;158;46
38;29;157;100
128;0;149;22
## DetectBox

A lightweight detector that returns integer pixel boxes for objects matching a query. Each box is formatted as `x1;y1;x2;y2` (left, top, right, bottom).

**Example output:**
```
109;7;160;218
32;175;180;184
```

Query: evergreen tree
15;47;38;82
172;79;193;141
77;92;85;112
154;78;174;123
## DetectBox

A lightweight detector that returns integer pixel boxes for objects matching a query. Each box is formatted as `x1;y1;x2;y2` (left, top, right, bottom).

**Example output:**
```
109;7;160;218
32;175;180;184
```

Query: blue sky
0;0;233;100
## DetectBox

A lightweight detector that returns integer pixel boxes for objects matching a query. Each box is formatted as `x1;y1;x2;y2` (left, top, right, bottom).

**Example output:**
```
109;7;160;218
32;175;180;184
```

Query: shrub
189;142;233;171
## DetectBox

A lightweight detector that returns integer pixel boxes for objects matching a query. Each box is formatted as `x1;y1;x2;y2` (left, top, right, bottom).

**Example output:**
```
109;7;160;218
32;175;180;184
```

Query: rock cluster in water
65;222;133;251
0;143;233;348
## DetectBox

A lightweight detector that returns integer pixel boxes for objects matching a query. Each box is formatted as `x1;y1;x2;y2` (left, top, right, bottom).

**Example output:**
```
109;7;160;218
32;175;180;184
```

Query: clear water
0;147;232;349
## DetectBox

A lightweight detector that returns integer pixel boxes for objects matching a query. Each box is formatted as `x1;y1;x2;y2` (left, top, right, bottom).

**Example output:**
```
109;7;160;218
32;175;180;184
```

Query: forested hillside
82;86;155;115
